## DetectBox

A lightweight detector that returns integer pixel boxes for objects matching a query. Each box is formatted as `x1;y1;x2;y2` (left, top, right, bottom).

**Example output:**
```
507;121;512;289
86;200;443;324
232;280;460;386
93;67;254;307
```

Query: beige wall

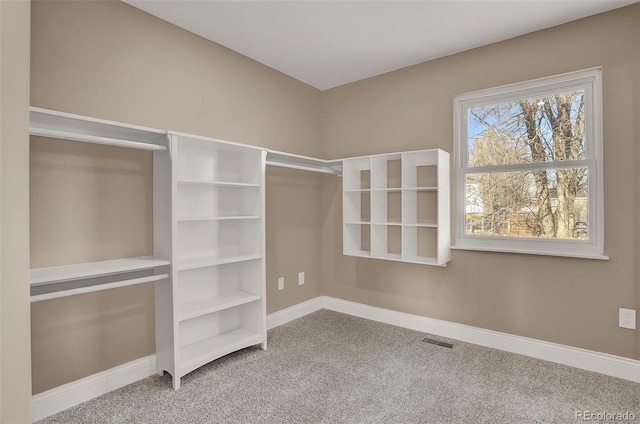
30;0;323;393
321;5;640;360
1;1;32;422
266;167;324;314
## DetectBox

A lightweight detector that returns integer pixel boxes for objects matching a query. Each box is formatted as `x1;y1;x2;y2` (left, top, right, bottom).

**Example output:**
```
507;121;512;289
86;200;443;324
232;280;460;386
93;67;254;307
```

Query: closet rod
30;273;169;303
266;160;341;175
30;127;167;151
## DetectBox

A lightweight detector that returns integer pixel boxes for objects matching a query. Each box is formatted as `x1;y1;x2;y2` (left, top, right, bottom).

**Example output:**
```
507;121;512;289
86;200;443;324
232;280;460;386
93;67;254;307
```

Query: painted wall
321;4;640;360
1;1;32;422
30;0;323;393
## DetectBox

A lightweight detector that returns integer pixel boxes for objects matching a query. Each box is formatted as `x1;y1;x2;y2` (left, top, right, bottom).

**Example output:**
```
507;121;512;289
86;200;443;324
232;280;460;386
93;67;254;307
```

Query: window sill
451;245;609;261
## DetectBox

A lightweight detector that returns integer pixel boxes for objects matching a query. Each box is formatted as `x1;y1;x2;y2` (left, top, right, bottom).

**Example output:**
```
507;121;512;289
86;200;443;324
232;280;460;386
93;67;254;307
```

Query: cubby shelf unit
342;149;450;266
154;132;267;389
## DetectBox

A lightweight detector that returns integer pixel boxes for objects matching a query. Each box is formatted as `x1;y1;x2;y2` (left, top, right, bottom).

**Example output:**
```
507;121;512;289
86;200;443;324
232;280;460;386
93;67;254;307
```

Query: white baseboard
32;355;157;422
321;296;640;384
266;296;325;330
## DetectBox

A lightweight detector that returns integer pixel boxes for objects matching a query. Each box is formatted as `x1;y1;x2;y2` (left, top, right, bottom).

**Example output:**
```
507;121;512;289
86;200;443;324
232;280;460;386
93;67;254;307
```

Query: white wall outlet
277;277;284;291
619;308;636;330
298;271;305;285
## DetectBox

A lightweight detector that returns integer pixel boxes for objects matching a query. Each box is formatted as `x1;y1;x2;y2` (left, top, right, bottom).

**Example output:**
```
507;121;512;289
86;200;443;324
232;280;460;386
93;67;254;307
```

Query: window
453;68;606;259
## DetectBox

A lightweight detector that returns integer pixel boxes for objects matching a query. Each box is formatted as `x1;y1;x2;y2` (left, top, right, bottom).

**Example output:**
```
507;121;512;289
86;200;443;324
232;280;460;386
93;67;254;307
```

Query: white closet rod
30;273;169;303
265;160;340;175
30;127;167;151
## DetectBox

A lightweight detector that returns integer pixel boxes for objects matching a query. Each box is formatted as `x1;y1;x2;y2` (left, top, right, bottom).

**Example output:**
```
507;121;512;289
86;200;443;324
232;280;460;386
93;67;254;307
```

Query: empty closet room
1;0;639;422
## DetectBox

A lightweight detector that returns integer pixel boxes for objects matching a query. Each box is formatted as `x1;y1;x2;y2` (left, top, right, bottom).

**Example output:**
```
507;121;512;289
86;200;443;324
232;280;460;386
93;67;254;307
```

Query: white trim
322;297;639;383
453;67;604;259
266;296;325;330
450;245;609;261
31;355;157;422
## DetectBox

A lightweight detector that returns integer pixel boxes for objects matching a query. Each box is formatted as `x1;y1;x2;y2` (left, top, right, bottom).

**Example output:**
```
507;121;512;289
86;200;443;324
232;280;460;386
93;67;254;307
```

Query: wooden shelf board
177;215;260;222
404;222;438;228
344;221;371;225
30;257;170;286
401;256;442;266
177;180;259;188
265;149;342;175
179;328;263;377
178;292;261;322
344;189;371;193
344;250;371;258
176;254;262;271
30;107;168;150
403;187;438;191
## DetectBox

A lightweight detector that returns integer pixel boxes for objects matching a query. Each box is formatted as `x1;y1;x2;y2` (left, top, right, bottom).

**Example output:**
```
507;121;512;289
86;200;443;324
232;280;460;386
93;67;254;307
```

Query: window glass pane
467;89;586;167
465;167;588;240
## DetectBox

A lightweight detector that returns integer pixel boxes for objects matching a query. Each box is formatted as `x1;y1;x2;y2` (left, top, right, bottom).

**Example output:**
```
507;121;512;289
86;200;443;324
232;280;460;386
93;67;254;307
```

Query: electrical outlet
278;277;284;291
619;308;636;330
298;271;305;285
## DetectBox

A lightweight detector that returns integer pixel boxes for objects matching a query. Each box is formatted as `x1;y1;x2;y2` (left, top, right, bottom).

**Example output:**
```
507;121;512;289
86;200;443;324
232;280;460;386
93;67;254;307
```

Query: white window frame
453;68;606;260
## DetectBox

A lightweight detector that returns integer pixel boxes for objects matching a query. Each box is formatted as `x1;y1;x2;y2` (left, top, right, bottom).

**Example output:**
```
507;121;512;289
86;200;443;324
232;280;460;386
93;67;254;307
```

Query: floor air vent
422;337;453;349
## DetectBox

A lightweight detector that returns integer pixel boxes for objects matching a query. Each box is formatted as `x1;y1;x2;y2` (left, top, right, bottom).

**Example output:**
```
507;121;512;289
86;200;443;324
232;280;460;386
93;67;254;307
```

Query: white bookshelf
155;133;266;389
342;149;450;266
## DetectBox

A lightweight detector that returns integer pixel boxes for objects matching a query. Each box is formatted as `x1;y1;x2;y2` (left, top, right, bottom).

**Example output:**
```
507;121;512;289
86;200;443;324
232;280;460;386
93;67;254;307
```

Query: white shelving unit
154;132;267;389
342;149;450;266
29;108;172;304
30;107;453;398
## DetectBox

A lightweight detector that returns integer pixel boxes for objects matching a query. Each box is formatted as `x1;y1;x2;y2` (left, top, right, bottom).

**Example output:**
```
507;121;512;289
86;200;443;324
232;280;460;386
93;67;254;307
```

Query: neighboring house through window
453;68;606;259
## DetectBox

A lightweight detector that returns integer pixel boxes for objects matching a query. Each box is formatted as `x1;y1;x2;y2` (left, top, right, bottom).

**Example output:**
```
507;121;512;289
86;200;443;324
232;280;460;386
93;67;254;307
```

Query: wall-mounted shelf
266;149;342;175
30;257;170;286
30;257;170;302
342;149;450;266
30;107;168;151
29;107;172;304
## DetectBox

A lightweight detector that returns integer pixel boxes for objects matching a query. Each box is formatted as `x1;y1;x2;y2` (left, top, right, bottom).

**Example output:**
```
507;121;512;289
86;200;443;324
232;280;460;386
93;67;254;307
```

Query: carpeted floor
38;310;639;423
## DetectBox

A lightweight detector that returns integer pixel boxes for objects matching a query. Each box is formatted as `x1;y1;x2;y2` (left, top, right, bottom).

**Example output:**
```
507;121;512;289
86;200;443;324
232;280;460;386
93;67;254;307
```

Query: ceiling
124;0;637;91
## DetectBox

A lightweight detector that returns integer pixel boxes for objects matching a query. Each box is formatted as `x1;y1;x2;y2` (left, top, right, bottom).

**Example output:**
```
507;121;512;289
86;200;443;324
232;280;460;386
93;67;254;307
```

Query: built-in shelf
176;216;260;222
176;254;262;271
405;222;438;228
349;250;372;258
30;257;170;286
165;133;267;390
30;107;168;151
177;180;260;188
404;187;438;191
178;292;261;322
179;328;263;377
265;149;342;175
